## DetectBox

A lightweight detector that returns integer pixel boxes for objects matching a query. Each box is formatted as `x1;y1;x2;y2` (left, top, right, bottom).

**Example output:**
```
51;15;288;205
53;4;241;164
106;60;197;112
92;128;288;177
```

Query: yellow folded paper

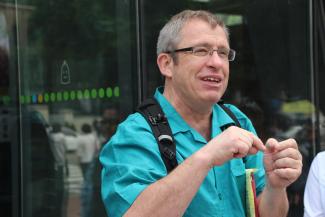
246;169;259;217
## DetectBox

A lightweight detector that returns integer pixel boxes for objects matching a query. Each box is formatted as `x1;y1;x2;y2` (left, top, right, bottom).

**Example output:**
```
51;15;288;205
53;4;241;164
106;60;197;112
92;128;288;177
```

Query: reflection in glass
14;0;137;216
0;0;324;216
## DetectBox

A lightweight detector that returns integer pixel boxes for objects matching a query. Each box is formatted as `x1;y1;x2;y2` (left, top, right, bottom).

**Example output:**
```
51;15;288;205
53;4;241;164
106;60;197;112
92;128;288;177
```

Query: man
100;10;302;217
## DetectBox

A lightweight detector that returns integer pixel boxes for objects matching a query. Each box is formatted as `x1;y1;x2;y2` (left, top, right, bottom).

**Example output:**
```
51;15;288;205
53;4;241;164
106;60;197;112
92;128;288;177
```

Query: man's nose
206;51;224;67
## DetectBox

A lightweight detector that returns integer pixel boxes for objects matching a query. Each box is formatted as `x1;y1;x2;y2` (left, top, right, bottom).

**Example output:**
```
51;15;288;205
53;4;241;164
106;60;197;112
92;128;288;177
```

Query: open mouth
202;77;221;83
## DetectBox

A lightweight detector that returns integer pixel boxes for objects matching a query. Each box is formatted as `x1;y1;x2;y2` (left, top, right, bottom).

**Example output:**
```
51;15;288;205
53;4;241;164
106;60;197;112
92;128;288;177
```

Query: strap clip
162;146;176;160
148;113;166;125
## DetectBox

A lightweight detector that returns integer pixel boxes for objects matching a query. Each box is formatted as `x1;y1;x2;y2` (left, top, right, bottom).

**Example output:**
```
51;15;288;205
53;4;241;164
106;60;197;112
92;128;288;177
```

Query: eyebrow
191;42;230;49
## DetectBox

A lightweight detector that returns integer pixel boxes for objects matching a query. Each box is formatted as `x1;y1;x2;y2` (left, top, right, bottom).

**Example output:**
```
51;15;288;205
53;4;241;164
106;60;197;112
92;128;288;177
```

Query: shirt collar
154;87;191;134
154;87;236;141
211;104;236;137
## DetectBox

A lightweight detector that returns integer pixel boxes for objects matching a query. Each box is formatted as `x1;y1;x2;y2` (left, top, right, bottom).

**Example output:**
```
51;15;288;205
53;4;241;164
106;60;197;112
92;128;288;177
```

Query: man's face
169;19;230;107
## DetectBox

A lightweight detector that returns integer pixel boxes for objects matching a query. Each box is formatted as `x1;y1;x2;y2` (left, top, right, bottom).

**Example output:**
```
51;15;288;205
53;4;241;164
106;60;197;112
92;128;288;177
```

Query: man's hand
263;138;303;189
206;126;266;166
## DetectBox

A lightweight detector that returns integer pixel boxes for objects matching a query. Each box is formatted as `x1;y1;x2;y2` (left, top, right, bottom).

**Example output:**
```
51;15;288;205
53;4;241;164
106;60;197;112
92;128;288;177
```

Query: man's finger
272;148;303;161
279;138;298;150
266;138;298;153
251;134;266;152
265;138;279;153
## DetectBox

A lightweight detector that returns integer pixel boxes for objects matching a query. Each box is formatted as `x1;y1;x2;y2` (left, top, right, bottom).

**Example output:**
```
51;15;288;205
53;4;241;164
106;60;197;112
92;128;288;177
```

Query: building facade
0;0;324;216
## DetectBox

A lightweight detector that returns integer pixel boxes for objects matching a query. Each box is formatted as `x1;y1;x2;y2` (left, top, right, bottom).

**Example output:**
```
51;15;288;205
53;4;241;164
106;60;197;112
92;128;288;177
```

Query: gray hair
156;10;229;56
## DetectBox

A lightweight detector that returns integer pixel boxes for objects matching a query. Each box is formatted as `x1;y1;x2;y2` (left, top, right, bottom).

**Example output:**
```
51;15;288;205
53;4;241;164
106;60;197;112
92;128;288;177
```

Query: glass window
0;1;20;217
13;0;137;216
141;1;312;216
0;0;324;216
314;0;325;153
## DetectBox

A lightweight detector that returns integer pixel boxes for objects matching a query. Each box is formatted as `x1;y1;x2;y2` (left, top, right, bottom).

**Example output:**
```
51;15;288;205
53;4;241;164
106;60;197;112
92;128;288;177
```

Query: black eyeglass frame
165;46;236;62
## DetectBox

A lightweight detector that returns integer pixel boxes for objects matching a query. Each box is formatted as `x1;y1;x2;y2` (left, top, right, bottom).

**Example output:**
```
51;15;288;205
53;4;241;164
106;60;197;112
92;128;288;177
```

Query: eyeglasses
166;46;236;62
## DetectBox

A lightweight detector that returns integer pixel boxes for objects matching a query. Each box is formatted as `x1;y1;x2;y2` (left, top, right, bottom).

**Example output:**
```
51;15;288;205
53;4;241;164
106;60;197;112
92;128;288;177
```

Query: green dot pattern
99;88;105;98
84;89;90;99
70;91;76;100
13;86;120;105
25;95;31;104
63;91;69;101
114;87;120;97
77;90;83;100
50;93;56;102
91;89;97;98
57;92;62;101
106;87;112;98
44;93;50;103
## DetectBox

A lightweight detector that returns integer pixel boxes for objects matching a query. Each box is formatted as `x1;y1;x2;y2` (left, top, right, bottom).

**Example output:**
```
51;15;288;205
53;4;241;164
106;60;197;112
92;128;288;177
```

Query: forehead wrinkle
180;24;229;48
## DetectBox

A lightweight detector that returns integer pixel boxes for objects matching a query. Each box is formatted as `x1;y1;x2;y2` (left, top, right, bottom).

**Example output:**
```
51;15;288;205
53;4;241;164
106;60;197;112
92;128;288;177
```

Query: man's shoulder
112;112;153;139
102;112;159;156
119;112;150;128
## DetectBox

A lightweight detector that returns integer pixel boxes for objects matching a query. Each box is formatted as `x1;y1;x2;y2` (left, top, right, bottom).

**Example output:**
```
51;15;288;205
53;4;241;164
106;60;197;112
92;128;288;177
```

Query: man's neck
187;114;212;141
163;90;213;141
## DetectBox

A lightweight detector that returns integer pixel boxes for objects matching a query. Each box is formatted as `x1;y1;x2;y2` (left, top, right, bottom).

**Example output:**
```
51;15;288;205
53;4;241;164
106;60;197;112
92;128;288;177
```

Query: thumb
265;138;279;154
264;138;278;173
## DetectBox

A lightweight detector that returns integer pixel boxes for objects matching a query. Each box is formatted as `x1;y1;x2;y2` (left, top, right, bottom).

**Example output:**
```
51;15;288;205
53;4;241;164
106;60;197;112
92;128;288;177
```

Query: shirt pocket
230;158;246;205
230;158;246;176
230;159;246;188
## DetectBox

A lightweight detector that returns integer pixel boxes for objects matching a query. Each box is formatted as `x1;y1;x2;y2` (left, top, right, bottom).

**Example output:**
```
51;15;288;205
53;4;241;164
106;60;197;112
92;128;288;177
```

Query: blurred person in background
304;151;325;217
49;123;68;217
77;123;99;217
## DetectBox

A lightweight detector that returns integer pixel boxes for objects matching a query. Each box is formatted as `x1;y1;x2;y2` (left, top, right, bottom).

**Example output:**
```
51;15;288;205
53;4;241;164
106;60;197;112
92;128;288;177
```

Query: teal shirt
100;88;265;217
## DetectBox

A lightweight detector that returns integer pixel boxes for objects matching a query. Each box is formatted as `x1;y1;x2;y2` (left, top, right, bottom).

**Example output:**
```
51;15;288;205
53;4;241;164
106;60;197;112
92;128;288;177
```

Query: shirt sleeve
99;113;168;217
304;154;324;217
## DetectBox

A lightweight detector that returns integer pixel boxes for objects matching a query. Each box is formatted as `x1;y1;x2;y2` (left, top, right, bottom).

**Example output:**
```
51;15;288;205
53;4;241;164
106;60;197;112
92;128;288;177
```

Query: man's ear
157;53;173;78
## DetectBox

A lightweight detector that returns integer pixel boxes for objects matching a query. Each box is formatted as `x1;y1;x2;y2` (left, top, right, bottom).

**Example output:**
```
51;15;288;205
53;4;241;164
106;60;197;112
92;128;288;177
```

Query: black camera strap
137;98;241;173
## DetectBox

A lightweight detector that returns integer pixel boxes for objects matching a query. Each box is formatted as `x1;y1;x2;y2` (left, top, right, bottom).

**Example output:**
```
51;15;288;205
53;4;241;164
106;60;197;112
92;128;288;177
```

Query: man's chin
202;89;224;102
205;96;222;106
